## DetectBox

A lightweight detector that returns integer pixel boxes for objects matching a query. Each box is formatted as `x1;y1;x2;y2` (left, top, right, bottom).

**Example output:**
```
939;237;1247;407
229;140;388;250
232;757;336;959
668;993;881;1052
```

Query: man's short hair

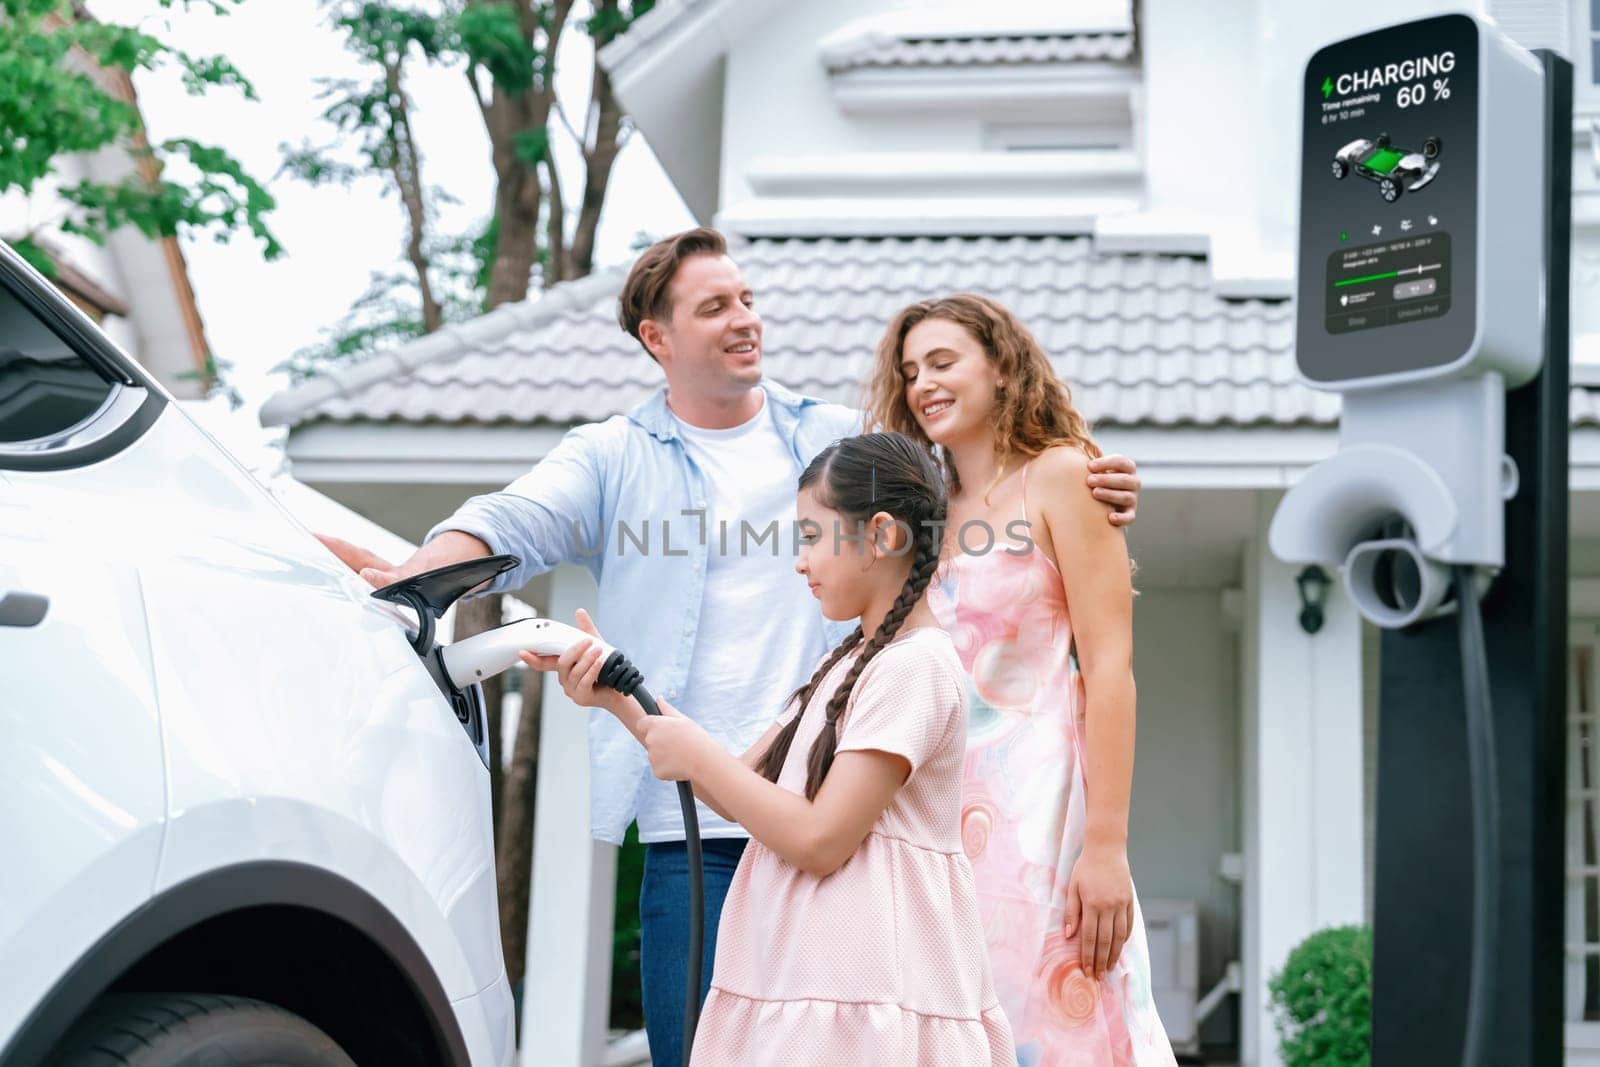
617;227;728;360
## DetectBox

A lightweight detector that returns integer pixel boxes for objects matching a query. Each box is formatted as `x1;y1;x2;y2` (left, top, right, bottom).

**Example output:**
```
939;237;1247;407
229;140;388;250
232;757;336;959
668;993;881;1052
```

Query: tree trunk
474;0;575;309
483;96;543;311
454;594;505;832
568;50;623;278
497;661;543;1004
544;155;567;286
384;56;442;333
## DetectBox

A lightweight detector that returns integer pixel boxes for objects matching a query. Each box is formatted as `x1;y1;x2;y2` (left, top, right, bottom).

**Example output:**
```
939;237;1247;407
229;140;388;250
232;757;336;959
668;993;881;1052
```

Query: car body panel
0;482;166;1043
7;401;507;1002
1;255;512;1064
454;973;518;1067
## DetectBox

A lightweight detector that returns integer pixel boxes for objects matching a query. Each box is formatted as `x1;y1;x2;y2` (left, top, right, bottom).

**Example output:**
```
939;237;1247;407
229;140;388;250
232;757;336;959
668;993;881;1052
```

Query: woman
865;295;1176;1066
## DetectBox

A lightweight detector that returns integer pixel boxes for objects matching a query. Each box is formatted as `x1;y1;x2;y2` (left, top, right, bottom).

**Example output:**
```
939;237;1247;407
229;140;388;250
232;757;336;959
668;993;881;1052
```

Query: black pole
1370;51;1569;1065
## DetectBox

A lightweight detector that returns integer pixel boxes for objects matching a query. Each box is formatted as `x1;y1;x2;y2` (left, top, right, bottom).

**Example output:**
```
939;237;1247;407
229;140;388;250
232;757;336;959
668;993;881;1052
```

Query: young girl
541;432;1015;1065
866;295;1177;1066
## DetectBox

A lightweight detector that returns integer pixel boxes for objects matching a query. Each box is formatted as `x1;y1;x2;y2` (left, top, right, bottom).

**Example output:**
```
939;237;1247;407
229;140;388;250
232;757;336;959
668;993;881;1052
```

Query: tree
280;1;655;1008
462;0;652;298
277;3;492;379
0;0;281;283
282;0;654;378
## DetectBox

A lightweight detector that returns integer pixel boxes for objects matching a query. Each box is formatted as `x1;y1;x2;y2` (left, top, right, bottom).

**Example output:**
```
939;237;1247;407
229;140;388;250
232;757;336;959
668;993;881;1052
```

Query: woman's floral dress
927;460;1178;1067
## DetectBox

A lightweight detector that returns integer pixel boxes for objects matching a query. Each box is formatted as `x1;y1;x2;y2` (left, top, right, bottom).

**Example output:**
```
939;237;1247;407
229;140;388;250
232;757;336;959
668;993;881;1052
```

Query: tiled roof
821;32;1135;72
261;235;1341;432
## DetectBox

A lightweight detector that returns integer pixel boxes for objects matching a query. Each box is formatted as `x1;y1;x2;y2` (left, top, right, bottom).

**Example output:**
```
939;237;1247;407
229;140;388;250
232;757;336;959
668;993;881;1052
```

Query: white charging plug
438;618;615;689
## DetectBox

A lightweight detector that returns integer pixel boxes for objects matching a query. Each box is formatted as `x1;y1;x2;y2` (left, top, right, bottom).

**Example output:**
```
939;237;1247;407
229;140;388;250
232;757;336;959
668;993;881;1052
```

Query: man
320;227;1142;1065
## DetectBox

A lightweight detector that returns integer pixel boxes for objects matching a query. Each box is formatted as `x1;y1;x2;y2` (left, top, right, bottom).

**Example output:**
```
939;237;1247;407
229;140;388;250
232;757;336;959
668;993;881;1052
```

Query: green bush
609;822;646;1030
1267;924;1372;1067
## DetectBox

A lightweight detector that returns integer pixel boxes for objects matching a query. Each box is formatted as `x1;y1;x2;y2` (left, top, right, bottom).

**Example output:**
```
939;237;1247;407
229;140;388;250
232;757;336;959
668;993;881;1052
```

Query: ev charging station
1271;13;1570;1065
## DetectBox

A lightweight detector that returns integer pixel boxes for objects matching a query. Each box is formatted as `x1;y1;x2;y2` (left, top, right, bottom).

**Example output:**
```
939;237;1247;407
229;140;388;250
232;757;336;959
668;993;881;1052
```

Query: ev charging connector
1271;14;1542;627
372;556;707;1067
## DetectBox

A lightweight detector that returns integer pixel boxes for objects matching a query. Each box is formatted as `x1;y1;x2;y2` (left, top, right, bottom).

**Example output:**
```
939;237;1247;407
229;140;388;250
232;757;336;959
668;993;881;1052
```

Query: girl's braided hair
755;432;947;799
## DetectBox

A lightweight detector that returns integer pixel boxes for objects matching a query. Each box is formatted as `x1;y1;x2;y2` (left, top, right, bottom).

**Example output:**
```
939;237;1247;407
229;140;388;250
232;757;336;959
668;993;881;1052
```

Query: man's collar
628;378;814;442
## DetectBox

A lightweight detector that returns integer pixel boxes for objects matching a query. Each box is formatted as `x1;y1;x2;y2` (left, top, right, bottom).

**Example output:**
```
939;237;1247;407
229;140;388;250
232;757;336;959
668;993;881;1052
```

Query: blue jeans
640;837;748;1067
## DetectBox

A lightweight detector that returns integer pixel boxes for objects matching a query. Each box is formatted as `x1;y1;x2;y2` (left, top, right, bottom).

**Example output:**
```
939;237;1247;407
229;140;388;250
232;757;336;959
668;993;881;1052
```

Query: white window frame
1569;616;1600;1053
1573;0;1600;116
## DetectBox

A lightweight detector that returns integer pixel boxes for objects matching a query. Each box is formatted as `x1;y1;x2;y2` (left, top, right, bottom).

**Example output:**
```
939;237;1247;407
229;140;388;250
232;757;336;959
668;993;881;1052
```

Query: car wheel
48;993;355;1066
1423;136;1441;159
1380;178;1401;203
1332;159;1348;179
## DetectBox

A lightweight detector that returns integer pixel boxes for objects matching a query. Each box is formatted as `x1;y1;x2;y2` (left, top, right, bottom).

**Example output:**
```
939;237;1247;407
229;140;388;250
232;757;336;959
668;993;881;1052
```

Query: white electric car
0;241;514;1065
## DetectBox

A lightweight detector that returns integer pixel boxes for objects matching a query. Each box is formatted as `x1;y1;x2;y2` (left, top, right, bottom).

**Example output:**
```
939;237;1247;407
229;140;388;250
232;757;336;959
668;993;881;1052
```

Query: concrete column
1240;491;1366;1066
522;564;617;1066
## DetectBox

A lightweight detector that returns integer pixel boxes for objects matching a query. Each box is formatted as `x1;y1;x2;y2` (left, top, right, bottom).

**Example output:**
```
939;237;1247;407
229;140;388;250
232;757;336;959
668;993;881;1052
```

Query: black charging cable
1454;565;1499;1067
596;649;704;1067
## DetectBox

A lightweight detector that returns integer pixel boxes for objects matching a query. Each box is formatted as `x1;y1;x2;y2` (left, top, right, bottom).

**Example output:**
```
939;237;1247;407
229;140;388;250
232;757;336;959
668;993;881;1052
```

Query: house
259;0;1600;1063
0;29;212;398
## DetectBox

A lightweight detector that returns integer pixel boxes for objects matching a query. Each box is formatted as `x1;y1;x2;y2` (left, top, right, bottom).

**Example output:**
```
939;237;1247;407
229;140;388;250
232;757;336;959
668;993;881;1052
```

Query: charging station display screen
1297;15;1478;384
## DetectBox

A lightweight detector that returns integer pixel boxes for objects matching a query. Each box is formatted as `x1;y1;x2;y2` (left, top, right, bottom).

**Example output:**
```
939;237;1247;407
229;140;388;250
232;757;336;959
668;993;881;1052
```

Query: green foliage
286;0;660;377
176;352;245;409
279;5;447;193
1268;925;1373;1067
587;0;653;47
512;126;550;167
62;139;282;258
10;237;56;278
610;821;645;1030
338;2;448;62
455;2;542;92
0;0;280;259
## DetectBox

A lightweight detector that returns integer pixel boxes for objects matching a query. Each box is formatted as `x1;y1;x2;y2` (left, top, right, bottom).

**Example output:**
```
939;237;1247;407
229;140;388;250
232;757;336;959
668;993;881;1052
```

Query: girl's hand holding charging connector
636;713;711;781
519;608;630;719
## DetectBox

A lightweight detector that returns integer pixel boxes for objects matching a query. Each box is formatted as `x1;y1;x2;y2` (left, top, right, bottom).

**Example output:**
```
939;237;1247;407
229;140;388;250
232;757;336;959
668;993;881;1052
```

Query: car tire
1331;159;1348;179
48;993;356;1067
1423;136;1441;159
1379;178;1402;203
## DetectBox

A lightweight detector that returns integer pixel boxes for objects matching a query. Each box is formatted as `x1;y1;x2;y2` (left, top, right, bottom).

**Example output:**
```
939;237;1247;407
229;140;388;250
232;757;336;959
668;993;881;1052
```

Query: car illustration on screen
1332;132;1442;202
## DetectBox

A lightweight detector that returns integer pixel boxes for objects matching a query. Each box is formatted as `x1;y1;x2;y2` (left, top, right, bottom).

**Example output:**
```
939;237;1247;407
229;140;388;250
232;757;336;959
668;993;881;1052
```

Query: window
1569;623;1600;1033
1591;1;1600;86
1576;0;1600;113
0;279;117;444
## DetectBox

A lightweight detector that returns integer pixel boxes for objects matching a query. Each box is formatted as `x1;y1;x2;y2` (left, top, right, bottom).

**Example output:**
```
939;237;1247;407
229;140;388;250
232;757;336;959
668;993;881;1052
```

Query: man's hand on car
317;530;493;590
316;534;404;589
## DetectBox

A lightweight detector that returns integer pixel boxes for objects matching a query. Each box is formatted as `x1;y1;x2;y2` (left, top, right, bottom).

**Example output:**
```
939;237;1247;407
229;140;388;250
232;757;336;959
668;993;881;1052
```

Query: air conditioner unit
1143;897;1201;1055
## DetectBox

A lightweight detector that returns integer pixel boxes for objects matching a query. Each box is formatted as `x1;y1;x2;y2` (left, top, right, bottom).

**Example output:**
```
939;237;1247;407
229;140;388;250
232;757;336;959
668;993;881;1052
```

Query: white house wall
523;563;615;1066
1242;490;1366;1067
1130;586;1243;1048
720;0;974;209
1139;0;1259;226
79;143;205;396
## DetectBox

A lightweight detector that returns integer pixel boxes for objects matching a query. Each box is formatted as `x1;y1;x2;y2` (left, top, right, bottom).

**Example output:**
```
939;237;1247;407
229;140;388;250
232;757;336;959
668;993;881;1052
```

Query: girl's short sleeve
835;640;963;776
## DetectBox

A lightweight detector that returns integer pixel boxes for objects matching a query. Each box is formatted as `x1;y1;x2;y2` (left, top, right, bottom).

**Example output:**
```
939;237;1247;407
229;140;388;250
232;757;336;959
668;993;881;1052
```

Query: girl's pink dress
928;460;1178;1067
691;626;1016;1066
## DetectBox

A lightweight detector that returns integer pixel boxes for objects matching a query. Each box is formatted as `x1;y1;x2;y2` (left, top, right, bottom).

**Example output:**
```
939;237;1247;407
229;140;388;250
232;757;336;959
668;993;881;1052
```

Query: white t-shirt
636;395;827;842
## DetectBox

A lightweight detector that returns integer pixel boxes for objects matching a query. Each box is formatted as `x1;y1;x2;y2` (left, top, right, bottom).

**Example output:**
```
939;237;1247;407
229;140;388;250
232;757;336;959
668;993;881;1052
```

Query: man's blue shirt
430;378;862;844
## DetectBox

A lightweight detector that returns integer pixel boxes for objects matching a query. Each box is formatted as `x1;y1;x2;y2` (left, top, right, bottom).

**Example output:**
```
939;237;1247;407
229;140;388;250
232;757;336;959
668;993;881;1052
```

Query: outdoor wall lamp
1296;564;1332;634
